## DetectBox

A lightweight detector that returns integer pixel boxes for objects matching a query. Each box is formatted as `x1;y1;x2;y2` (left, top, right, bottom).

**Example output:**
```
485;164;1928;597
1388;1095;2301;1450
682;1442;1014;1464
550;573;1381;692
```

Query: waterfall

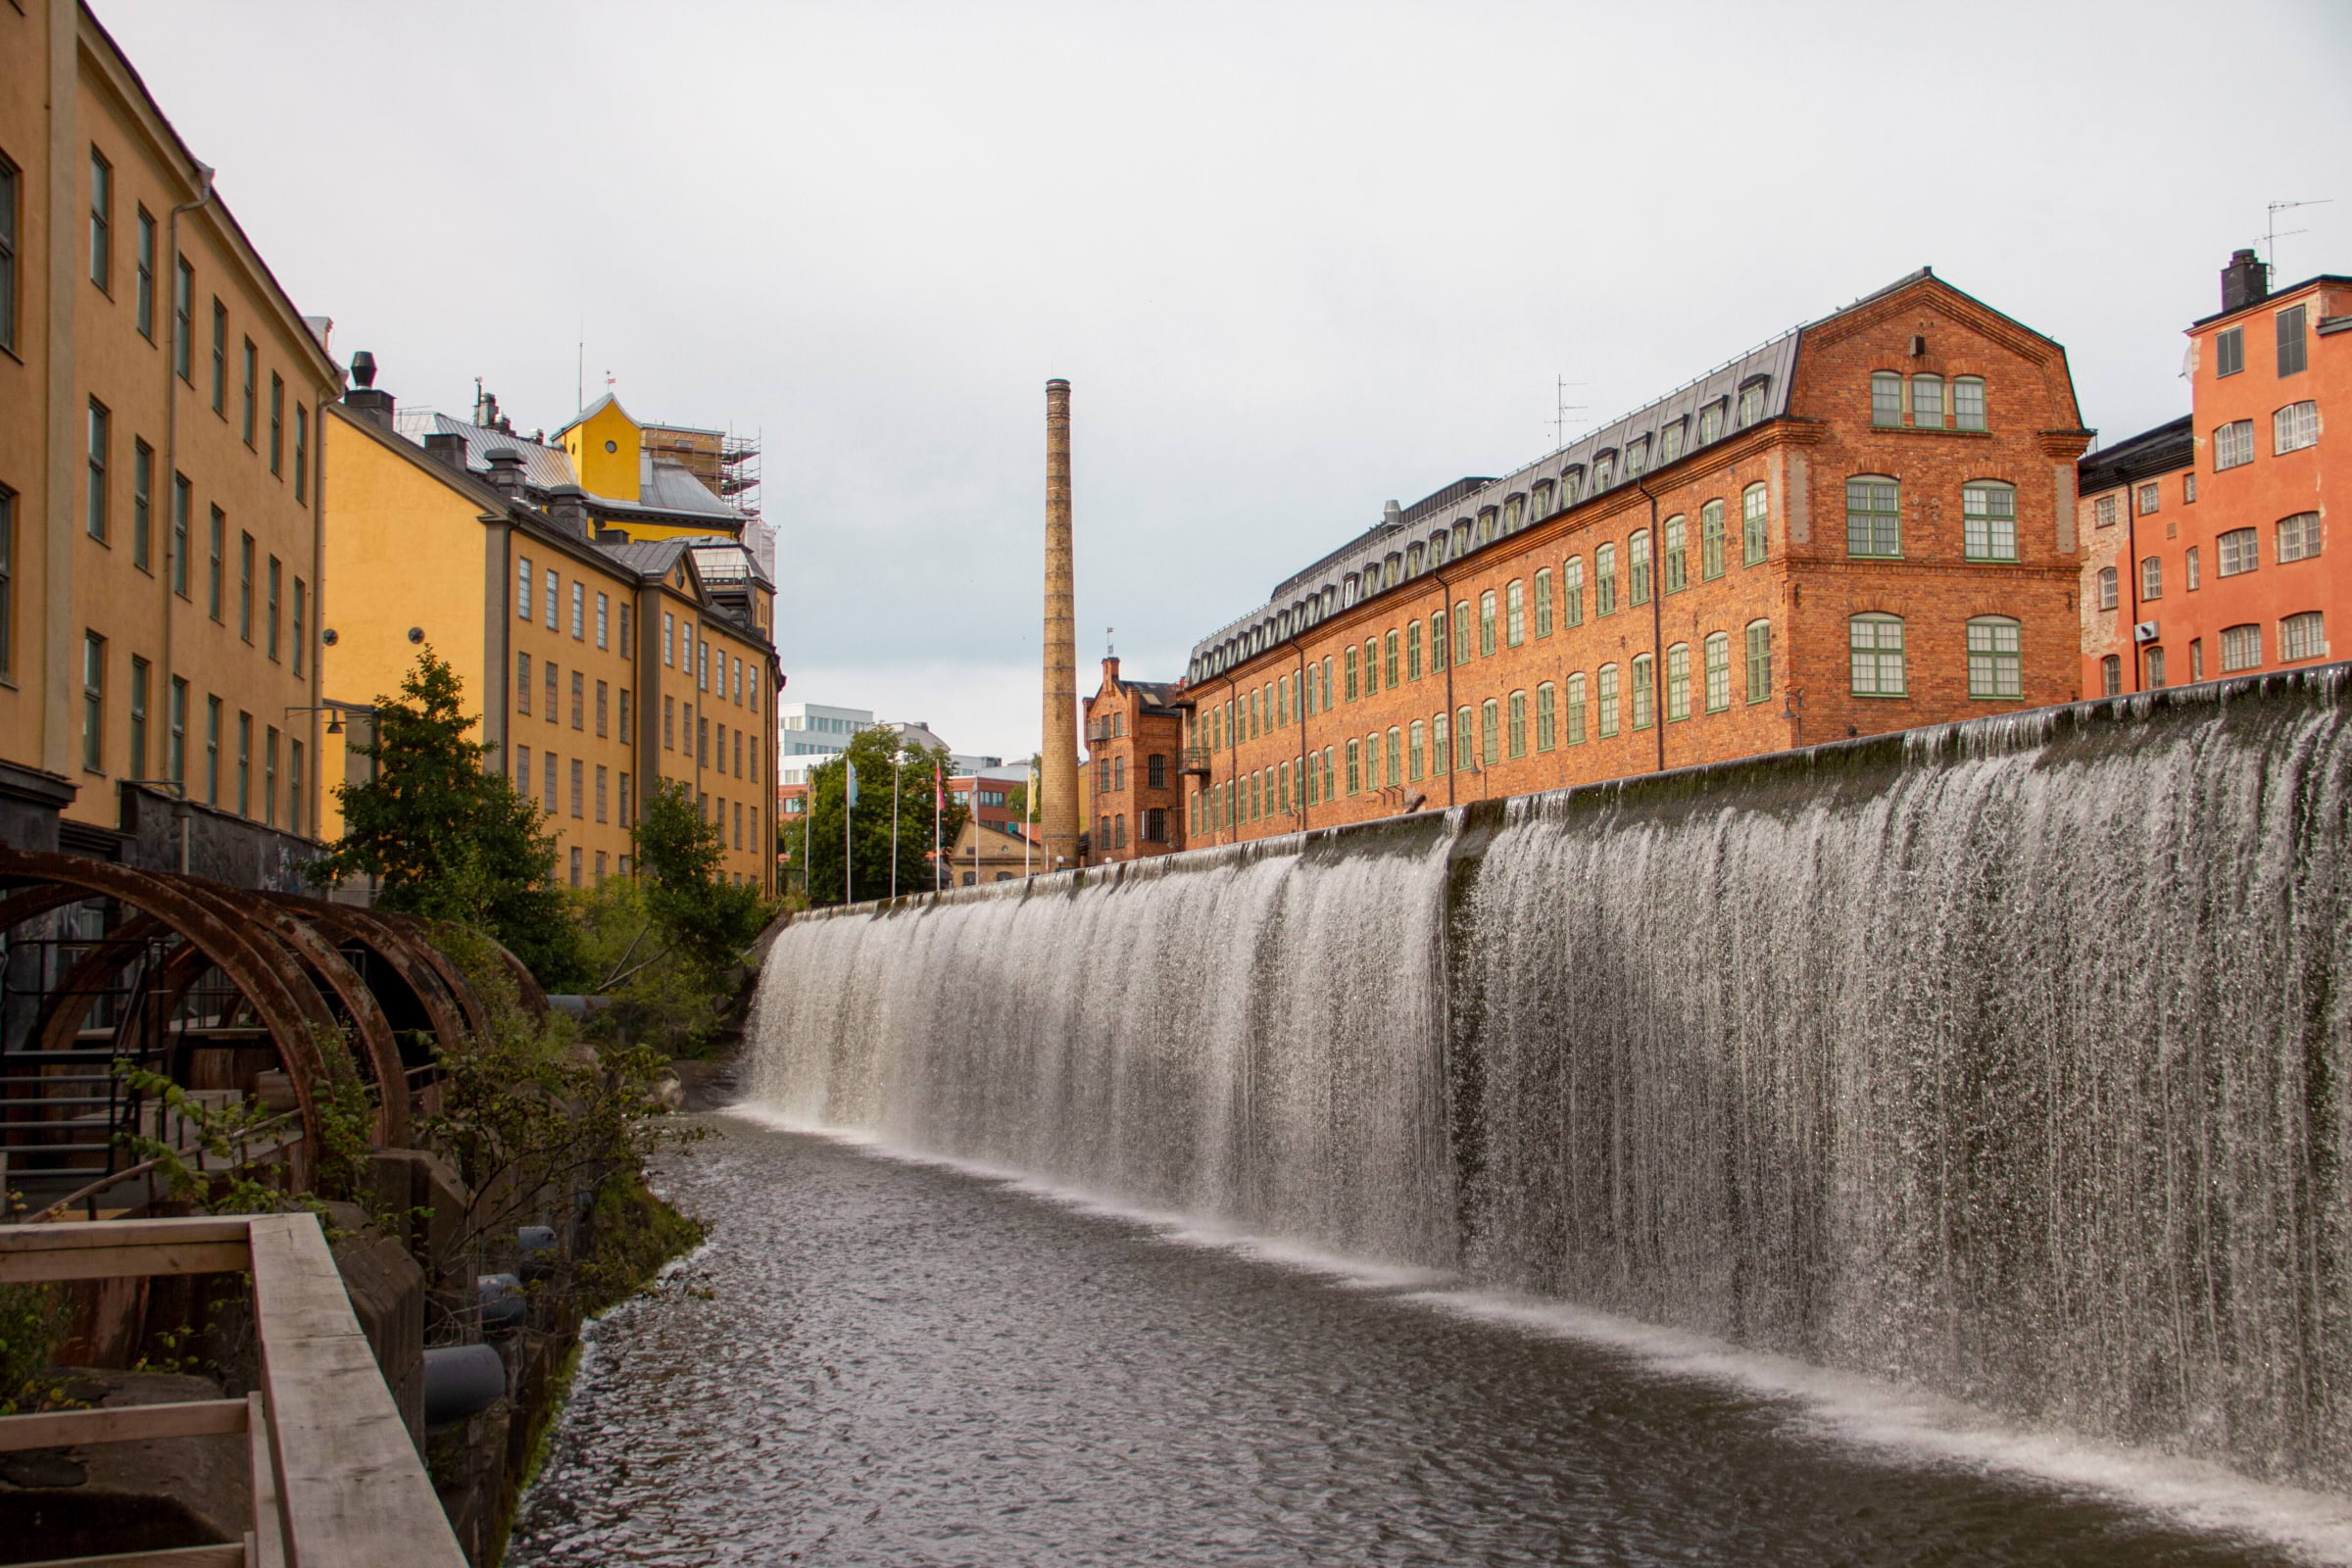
747;668;2352;1488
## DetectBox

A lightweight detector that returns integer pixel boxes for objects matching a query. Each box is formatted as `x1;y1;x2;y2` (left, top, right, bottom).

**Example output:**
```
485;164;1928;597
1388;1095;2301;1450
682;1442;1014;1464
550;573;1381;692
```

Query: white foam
723;1107;2352;1564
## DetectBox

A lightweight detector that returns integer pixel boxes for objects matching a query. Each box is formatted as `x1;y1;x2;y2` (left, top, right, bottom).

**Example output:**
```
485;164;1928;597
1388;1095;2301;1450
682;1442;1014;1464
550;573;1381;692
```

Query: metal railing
0;1212;466;1568
1179;746;1213;776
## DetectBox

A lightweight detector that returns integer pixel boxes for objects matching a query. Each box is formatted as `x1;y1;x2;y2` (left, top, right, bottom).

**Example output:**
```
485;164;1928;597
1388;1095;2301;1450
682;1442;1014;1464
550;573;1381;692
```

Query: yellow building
0;1;343;880
321;366;780;894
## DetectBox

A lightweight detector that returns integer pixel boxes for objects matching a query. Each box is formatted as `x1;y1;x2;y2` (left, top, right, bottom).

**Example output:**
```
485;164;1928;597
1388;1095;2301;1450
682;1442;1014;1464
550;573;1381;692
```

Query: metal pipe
1636;477;1666;773
160;166;217;806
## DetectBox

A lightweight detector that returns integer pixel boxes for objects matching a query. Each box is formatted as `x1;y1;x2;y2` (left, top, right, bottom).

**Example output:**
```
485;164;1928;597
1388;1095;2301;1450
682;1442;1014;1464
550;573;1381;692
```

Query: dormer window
1592;450;1616;489
1428;531;1447;565
1697;401;1727;444
1343;573;1359;606
1453;519;1472;556
1533;479;1554;516
1659;418;1686;465
1407;542;1425;574
1385;555;1402;588
1503;493;1525;531
1561;466;1585;504
1478;508;1498;544
1626;436;1650;477
1738;377;1769;425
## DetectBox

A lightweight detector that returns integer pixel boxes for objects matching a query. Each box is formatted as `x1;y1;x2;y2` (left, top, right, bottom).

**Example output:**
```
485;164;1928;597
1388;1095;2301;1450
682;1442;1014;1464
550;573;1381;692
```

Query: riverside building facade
1080;656;1186;862
1180;270;2093;845
2079;252;2346;695
322;362;779;893
0;2;345;878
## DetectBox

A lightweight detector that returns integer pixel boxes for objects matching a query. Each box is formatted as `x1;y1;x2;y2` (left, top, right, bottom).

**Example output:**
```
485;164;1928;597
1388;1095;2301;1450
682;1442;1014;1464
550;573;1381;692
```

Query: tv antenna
2264;199;2331;282
1549;376;1590;451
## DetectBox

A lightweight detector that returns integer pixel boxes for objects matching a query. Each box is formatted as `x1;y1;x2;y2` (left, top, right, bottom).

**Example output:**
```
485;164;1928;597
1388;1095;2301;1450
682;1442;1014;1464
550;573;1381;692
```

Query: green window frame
1536;682;1555;751
1478;591;1496;657
1452;602;1472;665
1742;484;1769;564
1346;738;1360;795
85;399;109;541
1384;629;1399;687
1534;568;1553;638
1564;673;1587;745
1408;720;1425;781
1431;712;1449;775
1662;515;1687;593
1505;579;1525;646
1507;690;1527;758
1845;477;1901;558
1562;557;1584;626
210;300;226;414
131;439;152;569
1596;665;1620;738
1480;699;1498;765
1744;620;1773;703
1629;529;1651;605
1849;613;1906;696
1363;638;1379;695
1386;727;1401;788
1703;631;1730;712
1962;480;2017;562
1454;706;1474;770
1430;612;1447;671
1630;654;1655;730
1700;500;1725;580
1595;544;1618;616
1871;371;1902;425
1953;376;1986;430
1405;621;1423;681
1665;643;1690;721
1344;645;1359;701
1966;616;2023;699
207;508;225;618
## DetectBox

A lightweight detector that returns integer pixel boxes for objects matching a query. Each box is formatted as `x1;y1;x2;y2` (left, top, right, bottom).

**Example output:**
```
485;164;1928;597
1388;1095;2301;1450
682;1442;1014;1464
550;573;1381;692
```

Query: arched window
1408;719;1426;780
1345;738;1361;796
1845;476;1901;558
1454;707;1474;770
1748;621;1774;702
1742;483;1769;564
1849;613;1907;696
2276;401;2319;454
1480;700;1499;765
1406;620;1424;681
1362;637;1379;694
1665;642;1691;721
2095;565;2119;610
1431;610;1448;672
1505;579;1526;647
1629;529;1652;605
1703;631;1731;711
1534;567;1554;638
1912;373;1945;428
1479;590;1497;657
2100;654;2122;696
1324;747;1336;800
2280;611;2326;662
1507;690;1528;758
1630;653;1655;729
1871;371;1903;426
1383;728;1399;789
1700;501;1726;580
2222;622;2262;672
1966;615;2023;699
2140;555;2163;601
1432;711;1449;774
1963;480;2018;561
1563;556;1585;626
1598;543;1624;616
1384;629;1399;687
1452;601;1472;664
1597;663;1621;737
1953;376;1987;431
1564;673;1589;744
1662;514;1688;593
1536;681;1556;752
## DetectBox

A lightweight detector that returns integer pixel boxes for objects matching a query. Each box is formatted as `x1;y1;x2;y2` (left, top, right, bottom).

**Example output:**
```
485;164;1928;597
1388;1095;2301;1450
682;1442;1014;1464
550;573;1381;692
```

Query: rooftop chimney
484;449;526;499
546;483;591;537
1039;379;1081;869
422;432;467;471
2222;248;2269;314
343;350;395;427
474;387;502;429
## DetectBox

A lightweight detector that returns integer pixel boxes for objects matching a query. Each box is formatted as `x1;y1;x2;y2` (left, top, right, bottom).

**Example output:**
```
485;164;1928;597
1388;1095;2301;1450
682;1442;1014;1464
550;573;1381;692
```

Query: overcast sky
104;0;2351;760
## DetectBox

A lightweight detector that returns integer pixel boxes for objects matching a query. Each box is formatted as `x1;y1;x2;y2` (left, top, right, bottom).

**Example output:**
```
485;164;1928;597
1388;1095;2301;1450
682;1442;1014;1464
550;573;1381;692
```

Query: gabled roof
556;391;636;439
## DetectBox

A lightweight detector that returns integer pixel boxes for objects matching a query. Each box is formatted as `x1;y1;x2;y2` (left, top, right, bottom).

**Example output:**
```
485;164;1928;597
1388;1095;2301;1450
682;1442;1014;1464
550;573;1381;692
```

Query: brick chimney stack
1040;379;1081;869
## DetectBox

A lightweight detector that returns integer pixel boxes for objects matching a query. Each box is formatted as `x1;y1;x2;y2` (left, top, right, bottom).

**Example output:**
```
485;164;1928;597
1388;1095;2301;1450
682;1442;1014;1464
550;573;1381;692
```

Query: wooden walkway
0;1212;467;1568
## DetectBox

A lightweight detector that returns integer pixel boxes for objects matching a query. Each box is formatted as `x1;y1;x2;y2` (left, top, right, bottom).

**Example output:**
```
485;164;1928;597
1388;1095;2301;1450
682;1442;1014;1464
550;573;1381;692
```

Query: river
509;1112;2352;1567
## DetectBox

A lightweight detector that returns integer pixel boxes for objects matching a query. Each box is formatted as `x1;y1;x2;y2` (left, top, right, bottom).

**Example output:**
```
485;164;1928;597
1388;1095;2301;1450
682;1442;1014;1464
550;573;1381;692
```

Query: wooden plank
0;1217;254;1251
12;1544;245;1567
246;1393;285;1568
246;1213;465;1568
0;1241;250;1284
0;1396;247;1450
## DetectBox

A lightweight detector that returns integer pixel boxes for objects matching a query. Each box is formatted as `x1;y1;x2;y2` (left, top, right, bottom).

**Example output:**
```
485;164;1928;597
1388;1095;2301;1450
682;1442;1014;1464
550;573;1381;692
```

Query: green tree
631;779;770;969
308;650;584;985
800;730;964;905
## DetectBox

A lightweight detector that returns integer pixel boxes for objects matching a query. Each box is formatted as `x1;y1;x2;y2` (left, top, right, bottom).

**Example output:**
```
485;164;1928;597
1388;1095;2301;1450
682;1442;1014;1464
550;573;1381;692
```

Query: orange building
1081;657;1185;862
2081;253;2346;692
1179;270;2093;845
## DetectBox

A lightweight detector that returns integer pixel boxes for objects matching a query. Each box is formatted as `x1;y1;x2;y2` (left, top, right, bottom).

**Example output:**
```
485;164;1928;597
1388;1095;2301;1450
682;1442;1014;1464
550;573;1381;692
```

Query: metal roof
639;458;740;519
393;411;580;492
1186;325;1801;680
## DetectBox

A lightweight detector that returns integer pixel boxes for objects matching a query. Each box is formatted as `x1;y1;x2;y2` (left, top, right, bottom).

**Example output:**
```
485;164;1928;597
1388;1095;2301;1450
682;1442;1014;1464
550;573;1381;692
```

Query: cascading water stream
746;668;2352;1492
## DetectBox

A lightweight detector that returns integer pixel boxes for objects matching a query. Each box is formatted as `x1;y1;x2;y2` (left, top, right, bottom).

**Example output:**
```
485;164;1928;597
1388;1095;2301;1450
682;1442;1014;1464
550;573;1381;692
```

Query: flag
846;760;858;809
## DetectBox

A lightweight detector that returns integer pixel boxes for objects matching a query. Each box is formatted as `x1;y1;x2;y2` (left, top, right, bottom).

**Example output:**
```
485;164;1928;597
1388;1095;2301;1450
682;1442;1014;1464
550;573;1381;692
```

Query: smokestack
1040;379;1081;869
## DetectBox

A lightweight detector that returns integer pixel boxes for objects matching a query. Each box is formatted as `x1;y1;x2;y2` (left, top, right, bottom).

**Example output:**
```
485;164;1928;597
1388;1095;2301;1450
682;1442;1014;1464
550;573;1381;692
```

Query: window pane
1849;615;1906;696
1845;478;1900;557
1963;482;2017;560
1966;617;2023;699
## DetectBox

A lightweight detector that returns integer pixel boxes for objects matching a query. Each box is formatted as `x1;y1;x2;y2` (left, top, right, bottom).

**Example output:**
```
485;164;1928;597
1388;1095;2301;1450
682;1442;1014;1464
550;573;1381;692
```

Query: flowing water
516;670;2352;1562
